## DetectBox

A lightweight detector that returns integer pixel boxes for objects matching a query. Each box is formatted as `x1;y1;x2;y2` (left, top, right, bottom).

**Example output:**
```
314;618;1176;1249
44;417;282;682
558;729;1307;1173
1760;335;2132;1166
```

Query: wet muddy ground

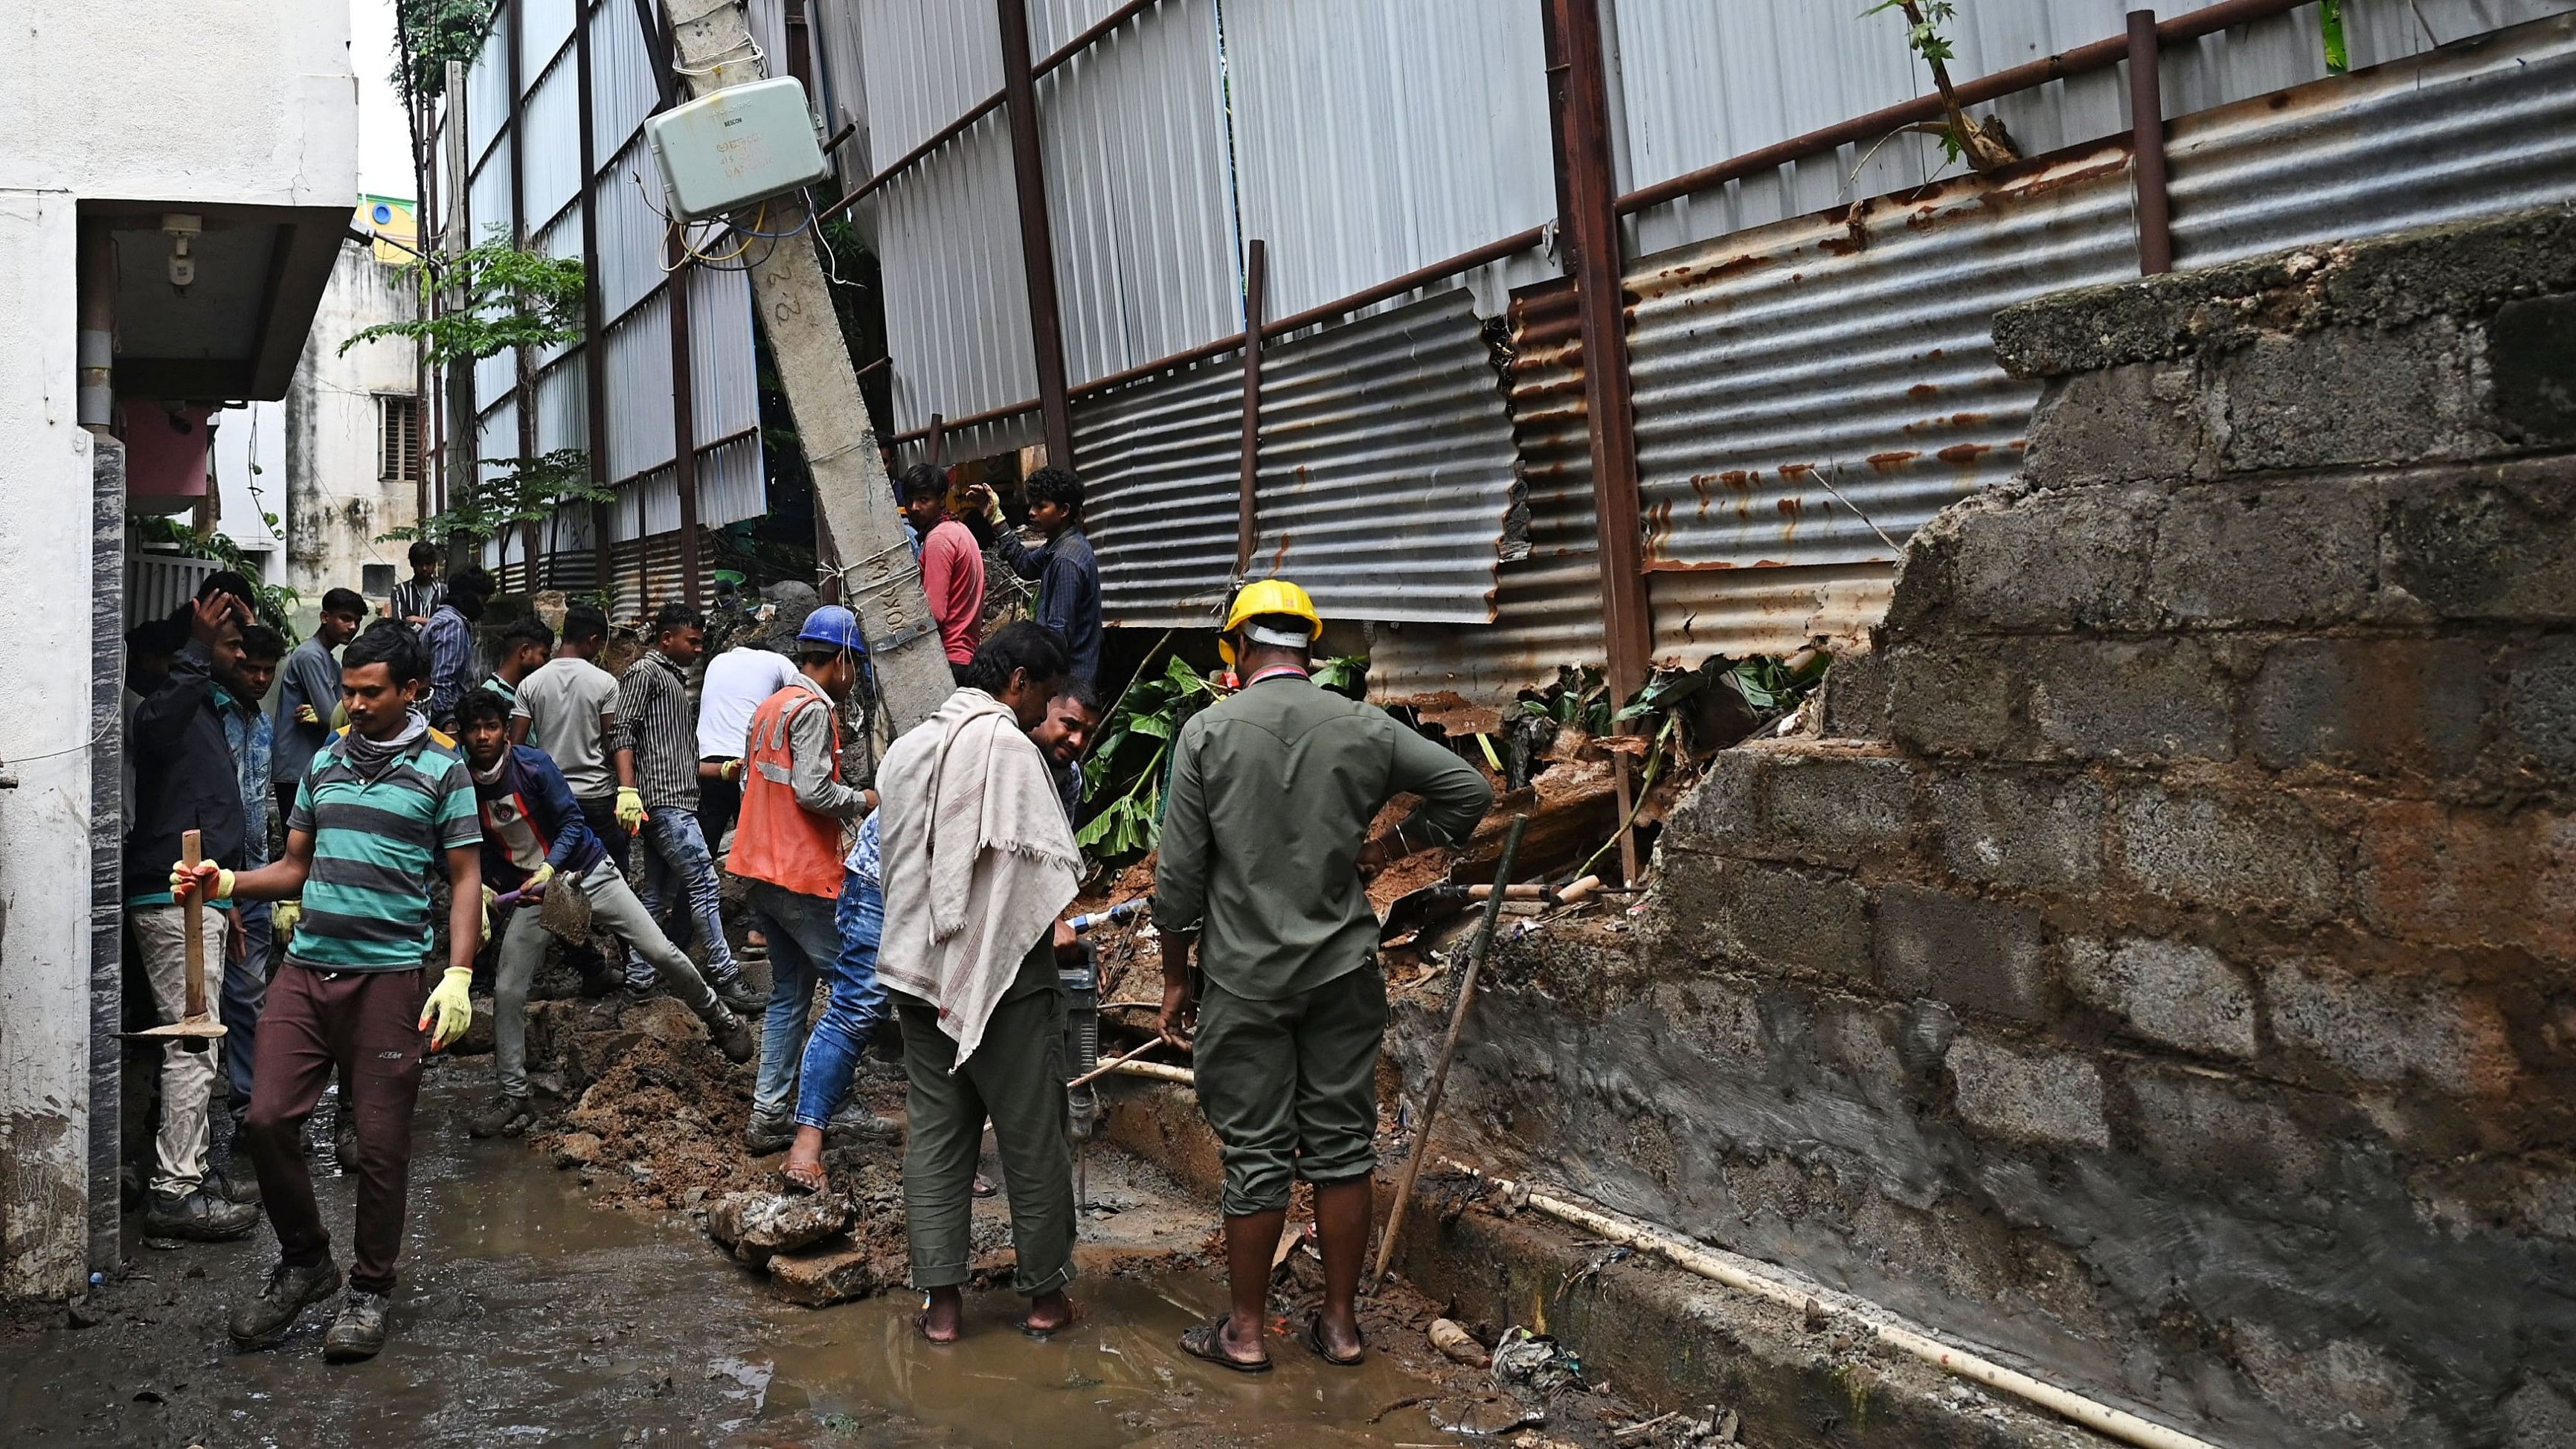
4;1068;1648;1448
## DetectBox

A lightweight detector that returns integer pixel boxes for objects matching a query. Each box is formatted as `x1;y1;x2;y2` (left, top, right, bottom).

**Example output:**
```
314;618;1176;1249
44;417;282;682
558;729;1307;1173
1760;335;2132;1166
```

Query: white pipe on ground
1108;1059;1194;1085
1445;1163;2222;1449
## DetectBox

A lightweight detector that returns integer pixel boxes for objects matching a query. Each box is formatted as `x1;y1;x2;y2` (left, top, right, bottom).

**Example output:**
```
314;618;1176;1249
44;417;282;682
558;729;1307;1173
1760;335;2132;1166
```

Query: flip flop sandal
1179;1313;1273;1374
1016;1300;1084;1339
779;1159;829;1195
1303;1311;1366;1367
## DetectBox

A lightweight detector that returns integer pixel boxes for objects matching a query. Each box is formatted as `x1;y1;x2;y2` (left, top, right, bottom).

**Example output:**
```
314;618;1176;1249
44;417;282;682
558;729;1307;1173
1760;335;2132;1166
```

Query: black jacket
125;640;245;896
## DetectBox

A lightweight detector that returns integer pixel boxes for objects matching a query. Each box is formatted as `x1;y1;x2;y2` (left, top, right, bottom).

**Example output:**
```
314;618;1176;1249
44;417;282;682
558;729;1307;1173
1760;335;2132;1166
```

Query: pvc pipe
1108;1060;1193;1085
1448;1163;2220;1449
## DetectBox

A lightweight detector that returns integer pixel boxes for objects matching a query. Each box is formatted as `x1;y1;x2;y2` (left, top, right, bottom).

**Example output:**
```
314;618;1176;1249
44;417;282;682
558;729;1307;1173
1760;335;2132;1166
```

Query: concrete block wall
1407;206;2576;1448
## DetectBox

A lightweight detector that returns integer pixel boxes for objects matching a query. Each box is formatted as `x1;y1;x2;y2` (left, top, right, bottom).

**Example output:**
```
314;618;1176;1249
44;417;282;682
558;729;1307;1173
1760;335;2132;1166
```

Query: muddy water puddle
5;1068;1471;1448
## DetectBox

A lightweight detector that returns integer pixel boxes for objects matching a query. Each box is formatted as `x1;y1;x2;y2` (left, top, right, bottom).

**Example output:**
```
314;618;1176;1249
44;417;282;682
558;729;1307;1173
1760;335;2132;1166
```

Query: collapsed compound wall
1413;206;2576;1448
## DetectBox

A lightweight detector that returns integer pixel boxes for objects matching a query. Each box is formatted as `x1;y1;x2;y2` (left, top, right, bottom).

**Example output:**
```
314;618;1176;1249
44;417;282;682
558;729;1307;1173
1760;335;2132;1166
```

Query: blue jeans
795;874;888;1131
222;899;272;1125
639;806;738;981
748;880;839;1122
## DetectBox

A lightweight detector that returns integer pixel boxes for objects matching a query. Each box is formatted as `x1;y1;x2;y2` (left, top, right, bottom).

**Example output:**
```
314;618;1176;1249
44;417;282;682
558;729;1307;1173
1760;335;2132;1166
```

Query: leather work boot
825;1102;901;1147
323;1288;391;1362
703;1009;755;1064
742;1111;795;1155
205;1164;264;1207
467;1093;536;1139
710;970;763;1017
144;1187;261;1243
228;1259;343;1349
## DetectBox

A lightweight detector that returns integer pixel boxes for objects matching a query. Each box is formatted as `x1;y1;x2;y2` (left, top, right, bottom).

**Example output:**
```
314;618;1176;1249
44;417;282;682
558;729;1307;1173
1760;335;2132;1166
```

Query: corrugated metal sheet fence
847;0;2576;713
443;0;769;608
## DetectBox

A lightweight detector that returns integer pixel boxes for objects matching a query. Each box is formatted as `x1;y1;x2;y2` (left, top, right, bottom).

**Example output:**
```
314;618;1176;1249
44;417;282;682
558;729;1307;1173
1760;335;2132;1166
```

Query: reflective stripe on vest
726;685;846;898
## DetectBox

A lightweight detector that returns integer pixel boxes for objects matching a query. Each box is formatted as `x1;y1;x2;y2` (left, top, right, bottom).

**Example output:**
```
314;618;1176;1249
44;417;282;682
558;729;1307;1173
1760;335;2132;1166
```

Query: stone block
1657;750;1758;856
1750;749;1921;869
1817;646;1892;741
2264;959;2519;1097
767;1234;888;1307
2499;637;2576;784
2021;363;2214;488
1883;483;2158;636
1945;1035;2108;1150
1678;858;1873;981
2145;481;2379;627
2358;800;2576;960
2246;637;2491;780
2025;637;2237;763
2383;464;2576;624
1875;884;2052;1021
1930;770;2105;893
2110;783;2348;923
2213;319;2496;473
2123;1065;2330;1195
1886;645;2023;758
2487;293;2576;446
2065;936;2256;1059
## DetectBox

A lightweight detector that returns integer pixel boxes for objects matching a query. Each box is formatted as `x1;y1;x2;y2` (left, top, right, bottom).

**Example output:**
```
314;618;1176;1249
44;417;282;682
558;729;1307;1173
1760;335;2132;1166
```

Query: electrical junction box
644;76;831;222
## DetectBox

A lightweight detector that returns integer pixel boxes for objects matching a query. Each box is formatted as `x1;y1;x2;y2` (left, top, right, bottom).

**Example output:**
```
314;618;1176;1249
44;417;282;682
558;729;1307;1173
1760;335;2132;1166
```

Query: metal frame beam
1233;237;1267;579
995;0;1076;468
2128;9;2174;275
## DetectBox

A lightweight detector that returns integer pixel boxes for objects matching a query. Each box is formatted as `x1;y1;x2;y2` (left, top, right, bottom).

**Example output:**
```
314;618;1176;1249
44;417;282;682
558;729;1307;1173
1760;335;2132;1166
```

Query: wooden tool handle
1066;1037;1161;1090
180;829;208;1021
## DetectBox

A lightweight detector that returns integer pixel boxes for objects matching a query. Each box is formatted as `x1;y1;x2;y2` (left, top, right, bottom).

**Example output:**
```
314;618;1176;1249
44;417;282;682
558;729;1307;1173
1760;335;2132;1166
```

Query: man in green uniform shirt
1154;579;1493;1372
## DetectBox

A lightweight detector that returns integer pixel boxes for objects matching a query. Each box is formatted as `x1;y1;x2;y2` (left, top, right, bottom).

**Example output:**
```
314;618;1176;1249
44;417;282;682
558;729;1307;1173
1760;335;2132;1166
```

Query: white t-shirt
511;656;621;799
697;646;801;760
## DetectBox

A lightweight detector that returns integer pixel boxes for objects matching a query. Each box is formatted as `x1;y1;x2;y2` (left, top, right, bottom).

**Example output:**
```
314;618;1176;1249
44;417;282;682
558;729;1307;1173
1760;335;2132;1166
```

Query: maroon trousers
238;964;428;1294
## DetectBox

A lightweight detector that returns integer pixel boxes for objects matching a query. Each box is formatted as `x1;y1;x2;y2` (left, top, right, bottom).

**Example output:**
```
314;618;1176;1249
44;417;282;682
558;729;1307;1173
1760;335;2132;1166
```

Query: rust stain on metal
1867;451;1919;473
1949;411;1989;427
1270;531;1291;573
1938;442;1994;464
1689;473;1715;515
1777;495;1804;540
1907;383;1939;400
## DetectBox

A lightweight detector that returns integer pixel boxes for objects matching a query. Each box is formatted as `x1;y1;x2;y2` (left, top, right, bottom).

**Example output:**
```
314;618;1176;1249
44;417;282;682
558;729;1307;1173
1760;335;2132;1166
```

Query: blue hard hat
797;604;866;653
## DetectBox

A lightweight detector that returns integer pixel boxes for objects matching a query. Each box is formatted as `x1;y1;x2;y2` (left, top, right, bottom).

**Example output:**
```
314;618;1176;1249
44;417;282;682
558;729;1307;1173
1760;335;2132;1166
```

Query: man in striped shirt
615;602;751;1004
176;623;485;1363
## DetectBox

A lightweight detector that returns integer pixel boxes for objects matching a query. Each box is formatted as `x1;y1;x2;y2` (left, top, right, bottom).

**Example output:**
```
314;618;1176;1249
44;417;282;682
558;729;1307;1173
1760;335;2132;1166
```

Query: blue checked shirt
421;605;476;724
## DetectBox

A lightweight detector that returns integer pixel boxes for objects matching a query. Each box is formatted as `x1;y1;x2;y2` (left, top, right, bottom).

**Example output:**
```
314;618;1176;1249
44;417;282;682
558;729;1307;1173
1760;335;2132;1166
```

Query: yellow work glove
417;966;475;1052
480;884;498;946
524;862;556;899
614;785;646;833
720;759;745;782
170;861;235;903
272;900;302;938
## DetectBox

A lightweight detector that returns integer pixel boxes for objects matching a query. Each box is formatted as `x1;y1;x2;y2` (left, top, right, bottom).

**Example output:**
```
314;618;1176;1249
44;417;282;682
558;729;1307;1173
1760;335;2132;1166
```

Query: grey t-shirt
511;655;620;799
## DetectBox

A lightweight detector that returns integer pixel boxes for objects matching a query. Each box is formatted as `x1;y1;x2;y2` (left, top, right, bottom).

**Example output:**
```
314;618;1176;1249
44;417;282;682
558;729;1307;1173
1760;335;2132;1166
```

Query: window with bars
377;394;421;482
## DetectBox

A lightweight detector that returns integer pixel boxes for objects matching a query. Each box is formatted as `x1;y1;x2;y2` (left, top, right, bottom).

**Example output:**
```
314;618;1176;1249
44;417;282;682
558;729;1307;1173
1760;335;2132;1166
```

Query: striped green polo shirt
285;733;481;972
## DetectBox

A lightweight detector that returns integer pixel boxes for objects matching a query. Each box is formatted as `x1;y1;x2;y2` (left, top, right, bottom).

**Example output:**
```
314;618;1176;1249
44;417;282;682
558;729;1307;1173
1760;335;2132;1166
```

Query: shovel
124;829;226;1055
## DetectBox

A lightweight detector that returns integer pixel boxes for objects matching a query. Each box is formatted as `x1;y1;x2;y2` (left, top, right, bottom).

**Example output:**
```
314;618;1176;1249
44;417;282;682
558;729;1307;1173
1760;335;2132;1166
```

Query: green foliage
2319;0;2349;73
1864;0;1968;160
340;232;585;369
1311;654;1369;698
1076;656;1227;860
379;448;612;556
129;515;303;643
393;0;493;104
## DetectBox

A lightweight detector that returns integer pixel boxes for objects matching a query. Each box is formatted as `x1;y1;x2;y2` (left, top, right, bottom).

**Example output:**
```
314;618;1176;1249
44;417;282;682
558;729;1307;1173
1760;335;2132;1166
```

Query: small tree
341;231;585;369
379;448;613;582
1863;1;2020;173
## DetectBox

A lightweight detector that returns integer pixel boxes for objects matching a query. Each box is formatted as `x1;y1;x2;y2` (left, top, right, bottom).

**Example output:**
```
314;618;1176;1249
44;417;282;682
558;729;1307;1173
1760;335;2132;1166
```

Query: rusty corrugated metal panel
1082;289;1523;630
2166;10;2576;268
1076;352;1242;628
1371;277;1605;709
1622;141;2137;662
1247;290;1520;624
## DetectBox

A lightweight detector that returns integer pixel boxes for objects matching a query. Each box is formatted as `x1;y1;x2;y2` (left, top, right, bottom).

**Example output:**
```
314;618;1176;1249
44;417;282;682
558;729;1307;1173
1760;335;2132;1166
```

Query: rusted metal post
1546;0;1651;883
578;4;614;594
995;0;1076;469
667;234;703;608
2127;10;2173;275
926;413;947;469
1233;238;1268;579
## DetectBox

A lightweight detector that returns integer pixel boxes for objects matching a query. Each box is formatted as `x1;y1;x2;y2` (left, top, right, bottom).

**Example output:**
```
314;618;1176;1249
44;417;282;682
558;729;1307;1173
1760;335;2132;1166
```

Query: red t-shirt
921;517;987;665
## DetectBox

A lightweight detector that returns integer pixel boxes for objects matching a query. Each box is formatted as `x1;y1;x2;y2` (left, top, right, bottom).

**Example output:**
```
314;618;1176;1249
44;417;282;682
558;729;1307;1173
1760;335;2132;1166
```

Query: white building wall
0;0;357;1302
280;240;422;606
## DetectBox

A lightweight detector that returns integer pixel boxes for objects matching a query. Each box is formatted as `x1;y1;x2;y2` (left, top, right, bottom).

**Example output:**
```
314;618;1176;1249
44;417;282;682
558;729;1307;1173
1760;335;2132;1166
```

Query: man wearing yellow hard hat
1152;578;1493;1372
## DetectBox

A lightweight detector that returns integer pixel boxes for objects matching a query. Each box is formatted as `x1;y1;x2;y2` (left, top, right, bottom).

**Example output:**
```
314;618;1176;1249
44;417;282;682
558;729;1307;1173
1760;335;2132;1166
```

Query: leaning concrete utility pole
656;0;954;733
